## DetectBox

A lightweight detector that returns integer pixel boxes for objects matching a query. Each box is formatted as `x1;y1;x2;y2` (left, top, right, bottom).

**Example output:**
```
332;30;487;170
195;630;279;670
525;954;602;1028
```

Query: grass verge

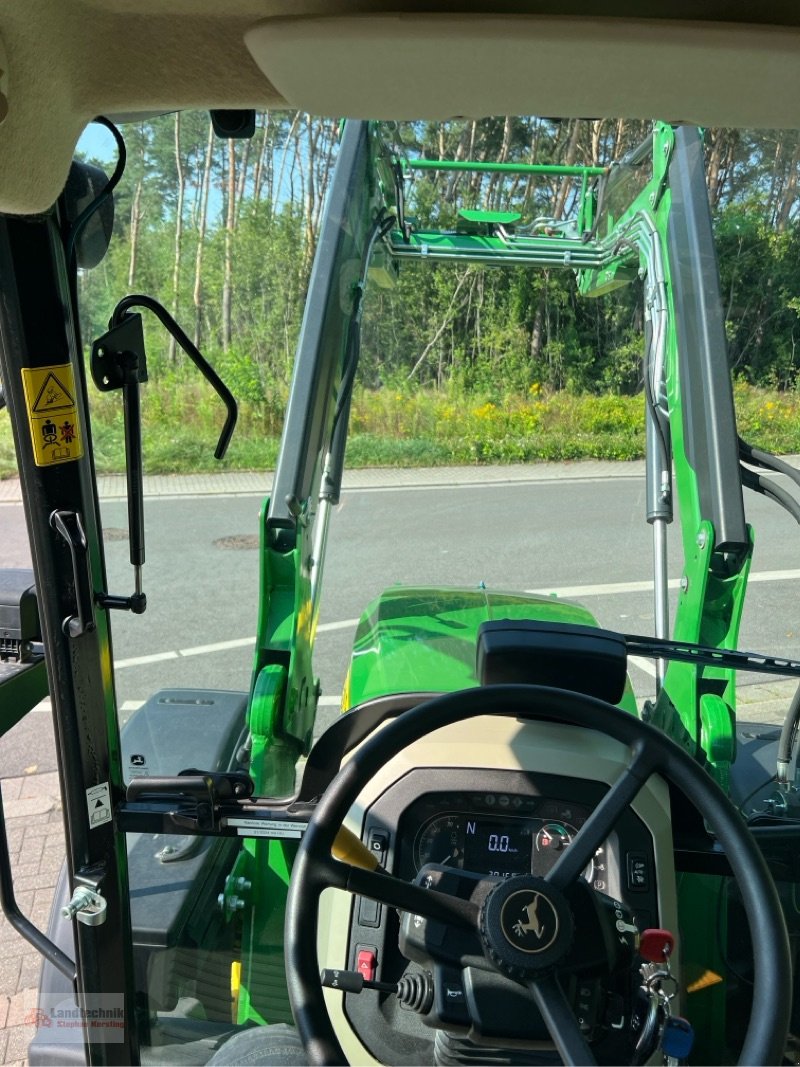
1;381;799;478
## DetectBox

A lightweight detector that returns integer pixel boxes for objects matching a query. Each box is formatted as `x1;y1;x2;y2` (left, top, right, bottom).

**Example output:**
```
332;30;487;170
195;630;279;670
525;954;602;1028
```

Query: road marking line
114;649;180;669
527;568;800;599
121;700;145;712
109;566;800;670
112;620;359;670
629;656;657;679
526;579;678;598
317;619;358;633
173;636;253;658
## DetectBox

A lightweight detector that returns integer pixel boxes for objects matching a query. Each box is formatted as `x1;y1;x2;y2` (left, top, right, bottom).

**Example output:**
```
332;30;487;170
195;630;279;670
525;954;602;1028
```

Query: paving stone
32;888;56;914
18;772;60;800
0;957;21;997
4;810;53;828
6;991;28;1027
0;780;23;803
3;829;24;856
2;798;56;821
18;953;41;992
10;892;33;916
5;1021;33;1061
8;859;45;881
15;835;45;868
0;930;26;963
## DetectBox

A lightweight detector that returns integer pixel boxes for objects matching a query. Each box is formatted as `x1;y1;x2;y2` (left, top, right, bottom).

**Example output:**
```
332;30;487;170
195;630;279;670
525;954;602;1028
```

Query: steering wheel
285;685;792;1066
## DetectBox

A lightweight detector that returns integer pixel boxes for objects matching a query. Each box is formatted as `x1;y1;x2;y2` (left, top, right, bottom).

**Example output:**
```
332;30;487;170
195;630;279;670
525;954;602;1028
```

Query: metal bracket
125;769;254;832
61;885;107;927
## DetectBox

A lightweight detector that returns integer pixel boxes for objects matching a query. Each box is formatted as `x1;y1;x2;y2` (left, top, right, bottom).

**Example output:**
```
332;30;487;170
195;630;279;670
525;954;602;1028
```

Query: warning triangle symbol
94;799;105;808
32;372;75;413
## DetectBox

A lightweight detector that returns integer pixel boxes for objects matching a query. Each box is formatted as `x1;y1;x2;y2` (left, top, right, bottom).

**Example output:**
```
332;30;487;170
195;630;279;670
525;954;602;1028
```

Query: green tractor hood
344;586;638;714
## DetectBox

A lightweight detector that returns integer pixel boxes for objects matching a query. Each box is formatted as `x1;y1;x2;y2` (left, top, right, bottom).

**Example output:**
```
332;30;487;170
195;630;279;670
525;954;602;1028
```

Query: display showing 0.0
488;833;511;852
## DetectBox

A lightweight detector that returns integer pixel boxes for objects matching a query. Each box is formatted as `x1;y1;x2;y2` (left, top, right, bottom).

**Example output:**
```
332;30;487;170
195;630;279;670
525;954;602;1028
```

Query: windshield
4;111;800;1067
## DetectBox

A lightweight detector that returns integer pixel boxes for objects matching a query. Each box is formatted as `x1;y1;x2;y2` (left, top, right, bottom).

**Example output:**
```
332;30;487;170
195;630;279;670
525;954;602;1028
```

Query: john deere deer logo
500;889;559;953
513;893;546;939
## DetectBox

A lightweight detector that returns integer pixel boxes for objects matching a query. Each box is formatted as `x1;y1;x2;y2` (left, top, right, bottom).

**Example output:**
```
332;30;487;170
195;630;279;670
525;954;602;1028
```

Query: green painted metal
405;159;606;177
240;123;382;1025
458;209;521;224
388;229;604;267
236;839;296;1027
676;873;729;1063
576;124;752;783
345;586;638;715
248;496;316;797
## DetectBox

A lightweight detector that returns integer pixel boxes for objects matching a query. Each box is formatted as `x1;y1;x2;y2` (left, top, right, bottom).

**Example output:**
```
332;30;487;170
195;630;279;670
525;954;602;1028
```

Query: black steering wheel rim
285;684;792;1066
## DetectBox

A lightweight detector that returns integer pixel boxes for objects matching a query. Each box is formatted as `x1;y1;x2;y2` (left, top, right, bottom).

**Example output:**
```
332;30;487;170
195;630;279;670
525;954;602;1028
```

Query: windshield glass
4;110;800;1067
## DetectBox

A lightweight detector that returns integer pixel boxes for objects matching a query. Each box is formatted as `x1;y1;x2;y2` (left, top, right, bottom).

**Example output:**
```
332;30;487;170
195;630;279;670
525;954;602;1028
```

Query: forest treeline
78;113;800;410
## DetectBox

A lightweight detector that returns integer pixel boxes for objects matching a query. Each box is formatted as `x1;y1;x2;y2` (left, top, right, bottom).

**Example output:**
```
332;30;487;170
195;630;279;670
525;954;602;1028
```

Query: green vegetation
3;382;800;478
4;114;800;478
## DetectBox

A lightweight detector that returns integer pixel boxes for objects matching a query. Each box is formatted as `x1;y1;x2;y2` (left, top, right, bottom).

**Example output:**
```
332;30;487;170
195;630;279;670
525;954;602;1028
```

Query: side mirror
62;160;114;269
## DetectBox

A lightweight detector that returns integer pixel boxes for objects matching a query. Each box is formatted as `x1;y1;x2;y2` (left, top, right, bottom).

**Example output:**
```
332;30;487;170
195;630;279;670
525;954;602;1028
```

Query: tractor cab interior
3;6;800;1067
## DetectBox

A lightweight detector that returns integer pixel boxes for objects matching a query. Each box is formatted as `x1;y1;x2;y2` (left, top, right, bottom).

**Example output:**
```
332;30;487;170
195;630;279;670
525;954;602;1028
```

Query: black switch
434;967;470;1029
358;896;382;928
368;829;389;866
627;851;649;892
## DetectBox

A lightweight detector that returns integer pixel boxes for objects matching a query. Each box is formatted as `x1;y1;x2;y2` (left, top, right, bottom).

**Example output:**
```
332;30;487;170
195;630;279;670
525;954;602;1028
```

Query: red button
357;949;376;982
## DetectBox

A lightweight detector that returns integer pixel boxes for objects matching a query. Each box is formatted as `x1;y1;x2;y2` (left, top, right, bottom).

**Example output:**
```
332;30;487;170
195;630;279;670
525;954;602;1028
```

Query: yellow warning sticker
20;364;84;467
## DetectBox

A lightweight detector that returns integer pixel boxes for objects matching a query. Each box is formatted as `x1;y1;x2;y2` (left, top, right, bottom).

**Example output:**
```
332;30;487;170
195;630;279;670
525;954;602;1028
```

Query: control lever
321;968;433;1013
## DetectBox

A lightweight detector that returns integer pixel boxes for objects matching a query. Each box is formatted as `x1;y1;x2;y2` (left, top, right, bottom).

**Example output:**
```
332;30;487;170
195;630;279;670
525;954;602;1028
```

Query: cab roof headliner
3;2;800;214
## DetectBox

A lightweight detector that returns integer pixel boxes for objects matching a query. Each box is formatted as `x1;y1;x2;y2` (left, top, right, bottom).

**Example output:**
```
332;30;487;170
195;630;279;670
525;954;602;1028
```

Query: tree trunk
253;111;271;204
552;120;581;218
275;111;301;206
777;141;800;231
222;137;236;351
127;178;143;288
168;112;185;363
192;121;214;348
303;113;318;271
236;138;251;223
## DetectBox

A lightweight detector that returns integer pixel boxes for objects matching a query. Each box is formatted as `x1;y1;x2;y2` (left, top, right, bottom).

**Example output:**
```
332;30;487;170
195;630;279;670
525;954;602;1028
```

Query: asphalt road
4;464;800;778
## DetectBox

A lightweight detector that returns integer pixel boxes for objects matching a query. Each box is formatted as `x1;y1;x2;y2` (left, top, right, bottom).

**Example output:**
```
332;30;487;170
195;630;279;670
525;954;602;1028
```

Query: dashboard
400;791;613;888
317;715;677;1066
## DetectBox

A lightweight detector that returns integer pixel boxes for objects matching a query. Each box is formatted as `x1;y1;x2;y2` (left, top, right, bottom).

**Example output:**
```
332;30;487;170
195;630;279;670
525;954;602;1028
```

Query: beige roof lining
0;3;287;214
247;14;800;124
2;4;800;214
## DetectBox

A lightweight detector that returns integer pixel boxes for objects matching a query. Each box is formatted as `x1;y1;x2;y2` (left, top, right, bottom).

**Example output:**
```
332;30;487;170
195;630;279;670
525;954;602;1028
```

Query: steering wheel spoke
341;862;479;930
546;740;659;891
529;974;597;1066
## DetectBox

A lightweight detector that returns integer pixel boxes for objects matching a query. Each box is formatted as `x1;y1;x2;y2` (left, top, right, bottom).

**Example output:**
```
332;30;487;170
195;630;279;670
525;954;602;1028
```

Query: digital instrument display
462;818;531;878
406;792;611;889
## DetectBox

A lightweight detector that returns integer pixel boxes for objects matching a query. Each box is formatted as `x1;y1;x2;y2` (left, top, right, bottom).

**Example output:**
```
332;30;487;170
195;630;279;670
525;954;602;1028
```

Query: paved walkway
0;767;63;1067
0;458;651;505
